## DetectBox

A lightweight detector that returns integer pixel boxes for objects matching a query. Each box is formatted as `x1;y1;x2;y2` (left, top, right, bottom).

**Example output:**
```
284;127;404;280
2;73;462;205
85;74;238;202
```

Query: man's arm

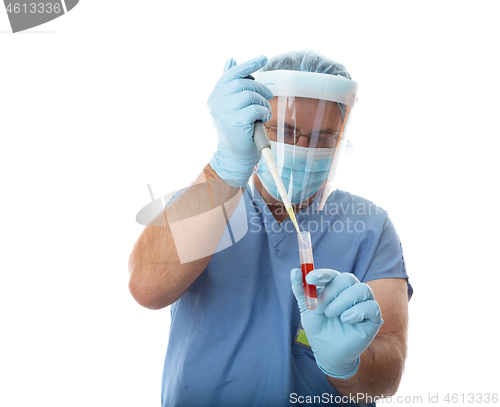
128;56;273;310
128;164;243;309
326;278;409;402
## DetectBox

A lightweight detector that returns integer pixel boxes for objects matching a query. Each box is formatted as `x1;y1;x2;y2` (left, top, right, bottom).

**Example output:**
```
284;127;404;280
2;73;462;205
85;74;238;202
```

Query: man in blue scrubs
128;51;412;406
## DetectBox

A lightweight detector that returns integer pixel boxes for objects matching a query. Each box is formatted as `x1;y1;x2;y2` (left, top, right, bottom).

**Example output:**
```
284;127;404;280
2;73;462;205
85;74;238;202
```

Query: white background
1;1;499;406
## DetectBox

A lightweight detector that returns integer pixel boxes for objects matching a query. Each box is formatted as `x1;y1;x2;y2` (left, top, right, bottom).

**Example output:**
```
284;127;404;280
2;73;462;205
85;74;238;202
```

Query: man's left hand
291;268;383;379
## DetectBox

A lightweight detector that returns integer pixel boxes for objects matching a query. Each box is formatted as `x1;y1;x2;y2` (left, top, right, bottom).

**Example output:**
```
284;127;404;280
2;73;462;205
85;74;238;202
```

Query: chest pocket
181;256;250;339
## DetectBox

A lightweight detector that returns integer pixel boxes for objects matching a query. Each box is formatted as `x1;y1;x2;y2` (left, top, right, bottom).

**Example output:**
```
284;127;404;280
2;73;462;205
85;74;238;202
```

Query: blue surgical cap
261;50;354;153
260;50;352;79
261;50;352;118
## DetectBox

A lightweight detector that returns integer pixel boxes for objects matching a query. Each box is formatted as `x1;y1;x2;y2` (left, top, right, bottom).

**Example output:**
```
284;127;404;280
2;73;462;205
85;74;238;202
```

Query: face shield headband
253;70;358;210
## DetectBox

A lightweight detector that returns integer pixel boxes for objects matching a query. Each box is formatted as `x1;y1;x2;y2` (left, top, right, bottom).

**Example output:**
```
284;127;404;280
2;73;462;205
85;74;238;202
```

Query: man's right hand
208;55;273;188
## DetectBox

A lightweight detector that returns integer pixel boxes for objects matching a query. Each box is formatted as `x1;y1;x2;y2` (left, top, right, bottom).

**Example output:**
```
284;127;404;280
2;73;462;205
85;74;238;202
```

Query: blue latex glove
208;55;273;188
291;268;383;379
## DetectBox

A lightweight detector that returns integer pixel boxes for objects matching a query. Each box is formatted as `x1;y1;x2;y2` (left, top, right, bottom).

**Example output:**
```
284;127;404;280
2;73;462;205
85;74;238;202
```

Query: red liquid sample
301;263;317;299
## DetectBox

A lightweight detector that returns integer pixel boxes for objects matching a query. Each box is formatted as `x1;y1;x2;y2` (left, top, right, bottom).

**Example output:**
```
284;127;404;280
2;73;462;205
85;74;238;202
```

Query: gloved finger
224;79;274;100
233;104;272;126
305;268;341;287
290;268;307;313
218;55;268;86
223;58;237;73
222;90;271;112
339;300;383;325
323;283;374;318
314;272;359;315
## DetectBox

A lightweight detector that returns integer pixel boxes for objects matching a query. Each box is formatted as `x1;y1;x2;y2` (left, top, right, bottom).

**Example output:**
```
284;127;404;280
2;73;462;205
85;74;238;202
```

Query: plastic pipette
253;121;301;235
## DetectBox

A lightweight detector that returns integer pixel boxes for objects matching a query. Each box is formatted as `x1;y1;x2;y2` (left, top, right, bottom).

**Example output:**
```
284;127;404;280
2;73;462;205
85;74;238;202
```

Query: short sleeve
363;215;413;300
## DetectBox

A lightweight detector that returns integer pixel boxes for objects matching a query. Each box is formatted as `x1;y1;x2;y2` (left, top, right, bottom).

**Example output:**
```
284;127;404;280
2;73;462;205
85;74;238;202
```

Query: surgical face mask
255;141;334;204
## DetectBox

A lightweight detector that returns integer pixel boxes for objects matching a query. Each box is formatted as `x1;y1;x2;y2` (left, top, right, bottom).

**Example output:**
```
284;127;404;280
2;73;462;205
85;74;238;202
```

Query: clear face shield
253;70;358;211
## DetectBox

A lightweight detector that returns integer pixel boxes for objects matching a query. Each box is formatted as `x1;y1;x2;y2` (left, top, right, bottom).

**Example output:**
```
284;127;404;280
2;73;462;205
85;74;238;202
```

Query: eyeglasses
263;124;341;149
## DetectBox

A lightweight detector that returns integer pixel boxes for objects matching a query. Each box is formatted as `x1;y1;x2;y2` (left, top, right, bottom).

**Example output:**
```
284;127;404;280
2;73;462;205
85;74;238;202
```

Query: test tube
297;231;317;310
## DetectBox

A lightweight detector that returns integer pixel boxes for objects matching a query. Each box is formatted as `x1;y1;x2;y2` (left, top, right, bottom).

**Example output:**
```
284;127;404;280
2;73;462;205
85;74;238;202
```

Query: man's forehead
269;97;342;123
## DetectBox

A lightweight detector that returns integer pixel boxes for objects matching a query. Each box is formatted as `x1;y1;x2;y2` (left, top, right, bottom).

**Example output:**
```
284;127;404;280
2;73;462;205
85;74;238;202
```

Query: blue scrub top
161;186;412;407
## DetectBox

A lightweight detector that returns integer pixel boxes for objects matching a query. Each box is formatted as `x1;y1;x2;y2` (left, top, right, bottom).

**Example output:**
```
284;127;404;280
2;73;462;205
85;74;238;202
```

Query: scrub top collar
247;178;335;235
